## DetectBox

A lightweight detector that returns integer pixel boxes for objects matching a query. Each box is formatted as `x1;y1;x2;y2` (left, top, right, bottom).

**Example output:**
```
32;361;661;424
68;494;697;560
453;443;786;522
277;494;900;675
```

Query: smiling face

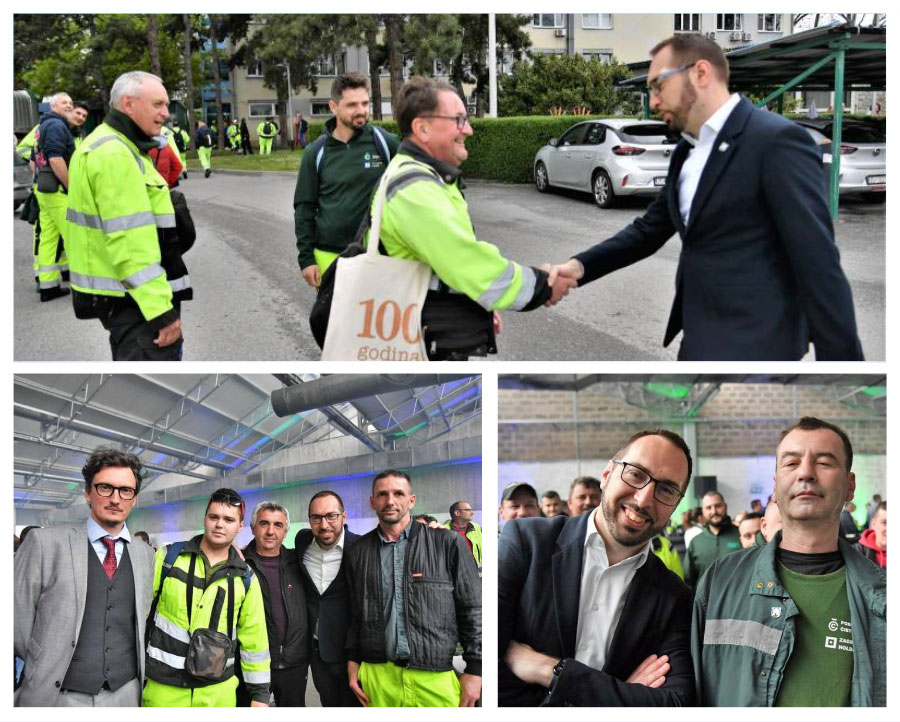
370;475;416;528
84;466;138;534
541;496;562;517
203;501;243;551
568;482;601;517
415;90;472;168
251;508;288;557
774;428;855;531
598;435;689;553
702;492;727;528
330;86;369;133
499;488;540;521
309;494;346;550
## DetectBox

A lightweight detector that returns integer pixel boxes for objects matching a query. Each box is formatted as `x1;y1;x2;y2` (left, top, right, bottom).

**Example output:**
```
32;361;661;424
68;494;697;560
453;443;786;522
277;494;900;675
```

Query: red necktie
102;536;118;580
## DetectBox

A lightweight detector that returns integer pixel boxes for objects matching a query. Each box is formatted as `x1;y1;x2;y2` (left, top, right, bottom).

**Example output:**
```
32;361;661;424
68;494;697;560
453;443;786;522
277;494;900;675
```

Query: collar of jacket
40;110;69;125
104;109;159;153
705;516;735;533
323;115;367;145
398;138;464;188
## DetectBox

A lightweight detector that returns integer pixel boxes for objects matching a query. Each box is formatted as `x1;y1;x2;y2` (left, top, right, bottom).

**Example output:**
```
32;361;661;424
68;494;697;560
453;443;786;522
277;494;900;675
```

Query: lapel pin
718;142;730;152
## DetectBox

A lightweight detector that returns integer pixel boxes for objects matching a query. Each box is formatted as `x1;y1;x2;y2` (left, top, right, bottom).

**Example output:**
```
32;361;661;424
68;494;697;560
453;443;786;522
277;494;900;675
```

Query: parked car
14;152;32;211
793;118;886;203
534;119;680;208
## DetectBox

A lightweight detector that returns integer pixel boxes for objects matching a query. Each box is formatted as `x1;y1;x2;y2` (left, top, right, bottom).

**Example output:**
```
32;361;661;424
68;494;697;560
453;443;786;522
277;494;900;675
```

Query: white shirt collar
681;92;741;147
87;515;131;543
583;506;651;568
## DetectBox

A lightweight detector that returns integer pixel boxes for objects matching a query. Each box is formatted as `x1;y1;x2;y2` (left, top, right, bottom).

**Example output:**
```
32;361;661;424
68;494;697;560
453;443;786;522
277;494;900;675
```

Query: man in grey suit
15;447;156;706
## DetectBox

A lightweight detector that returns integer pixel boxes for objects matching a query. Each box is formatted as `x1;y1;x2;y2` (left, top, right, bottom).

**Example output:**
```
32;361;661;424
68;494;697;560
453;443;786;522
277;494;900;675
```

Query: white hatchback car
534;119;680;208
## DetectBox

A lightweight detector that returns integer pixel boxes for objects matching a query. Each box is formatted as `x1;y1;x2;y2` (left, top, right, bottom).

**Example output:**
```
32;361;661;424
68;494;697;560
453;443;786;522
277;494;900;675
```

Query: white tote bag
321;171;432;361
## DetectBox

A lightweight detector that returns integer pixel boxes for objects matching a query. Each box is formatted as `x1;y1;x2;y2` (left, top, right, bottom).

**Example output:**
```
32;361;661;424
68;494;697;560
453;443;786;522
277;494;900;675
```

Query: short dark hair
206;487;245;521
73;101;89;111
650;33;730;85
542;490;561;501
134;531;151;544
449;500;470;517
741;512;762;522
570;476;601;495
331;72;369;102
702;490;725;504
779;417;853;472
82;447;146;494
395;76;460;137
414;514;438;524
308;490;345;517
372;469;412;495
616;429;694;486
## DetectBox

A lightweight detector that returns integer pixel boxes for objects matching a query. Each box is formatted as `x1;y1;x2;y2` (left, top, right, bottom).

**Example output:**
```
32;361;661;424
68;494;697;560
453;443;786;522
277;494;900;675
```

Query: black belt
391;658;410;668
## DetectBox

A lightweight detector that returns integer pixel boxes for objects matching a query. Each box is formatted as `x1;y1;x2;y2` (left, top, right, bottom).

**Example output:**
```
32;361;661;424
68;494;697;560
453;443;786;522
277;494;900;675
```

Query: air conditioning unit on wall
741;32;752;41
554;28;566;37
706;31;717;39
729;31;742;41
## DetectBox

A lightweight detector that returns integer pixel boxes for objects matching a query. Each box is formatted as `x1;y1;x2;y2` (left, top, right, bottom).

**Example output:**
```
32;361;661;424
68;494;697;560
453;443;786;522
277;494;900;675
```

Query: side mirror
549;138;558;147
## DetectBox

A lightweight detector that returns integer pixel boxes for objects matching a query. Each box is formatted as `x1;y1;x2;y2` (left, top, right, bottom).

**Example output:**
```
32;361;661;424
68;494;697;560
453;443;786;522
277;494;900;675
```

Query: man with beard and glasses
498;430;694;706
683;490;742;588
692;418;885;706
548;33;862;361
293;73;399;288
344;470;481;707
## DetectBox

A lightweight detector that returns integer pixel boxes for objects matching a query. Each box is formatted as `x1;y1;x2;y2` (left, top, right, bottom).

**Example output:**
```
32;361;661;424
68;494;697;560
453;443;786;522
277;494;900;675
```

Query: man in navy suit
295;490;361;706
499;429;694;706
553;34;862;361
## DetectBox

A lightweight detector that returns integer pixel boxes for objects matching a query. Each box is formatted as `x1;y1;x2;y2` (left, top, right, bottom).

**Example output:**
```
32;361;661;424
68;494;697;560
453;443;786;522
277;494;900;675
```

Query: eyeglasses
613;460;684;507
646;62;696;96
420;114;471;130
91;482;137;500
210;491;245;519
309;512;342;524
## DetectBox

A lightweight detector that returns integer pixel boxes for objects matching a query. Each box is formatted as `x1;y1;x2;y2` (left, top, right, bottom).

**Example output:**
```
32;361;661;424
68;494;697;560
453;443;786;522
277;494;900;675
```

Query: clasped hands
541;259;584;307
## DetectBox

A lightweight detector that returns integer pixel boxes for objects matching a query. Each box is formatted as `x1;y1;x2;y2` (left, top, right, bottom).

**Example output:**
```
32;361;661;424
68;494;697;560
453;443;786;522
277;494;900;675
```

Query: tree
147;14;161;77
499;54;640;117
793;13;886;29
182;14;197;140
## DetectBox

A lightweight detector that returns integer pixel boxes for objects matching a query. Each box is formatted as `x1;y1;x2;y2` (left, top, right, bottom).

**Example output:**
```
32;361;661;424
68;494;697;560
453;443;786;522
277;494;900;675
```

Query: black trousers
310;641;360;707
100;303;182;361
236;664;308;707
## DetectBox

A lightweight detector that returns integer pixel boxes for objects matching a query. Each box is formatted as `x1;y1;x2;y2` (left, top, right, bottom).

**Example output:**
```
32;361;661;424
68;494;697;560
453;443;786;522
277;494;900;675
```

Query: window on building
674;14;700;32
582;52;613;64
757;14;782;32
433;58;448;76
247;61;263;78
315;54;338;77
533;14;564;28
582;14;612;29
716;14;743;31
311;100;331;116
248;102;276;118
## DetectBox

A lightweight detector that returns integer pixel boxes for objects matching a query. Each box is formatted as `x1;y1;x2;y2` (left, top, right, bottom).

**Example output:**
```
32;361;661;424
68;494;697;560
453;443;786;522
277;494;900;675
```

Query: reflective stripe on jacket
144;537;271;705
366;154;539;312
65;123;175;322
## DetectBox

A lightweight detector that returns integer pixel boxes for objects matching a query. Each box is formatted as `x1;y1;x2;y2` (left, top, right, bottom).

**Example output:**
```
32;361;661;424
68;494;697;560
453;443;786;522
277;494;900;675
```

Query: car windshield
838;123;886;144
617;124;680;145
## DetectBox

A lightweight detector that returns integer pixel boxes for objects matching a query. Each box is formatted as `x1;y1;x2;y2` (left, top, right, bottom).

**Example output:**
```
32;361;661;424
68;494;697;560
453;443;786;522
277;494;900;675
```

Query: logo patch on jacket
364;151;384;169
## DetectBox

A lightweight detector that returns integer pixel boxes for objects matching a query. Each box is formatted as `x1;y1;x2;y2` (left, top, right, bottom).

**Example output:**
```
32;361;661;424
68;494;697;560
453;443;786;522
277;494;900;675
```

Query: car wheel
592;169;616;209
535;162;550;193
862;192;886;204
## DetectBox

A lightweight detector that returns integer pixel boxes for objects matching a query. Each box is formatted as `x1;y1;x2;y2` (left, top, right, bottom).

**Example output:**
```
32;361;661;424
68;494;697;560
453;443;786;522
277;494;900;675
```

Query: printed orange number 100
357;299;421;343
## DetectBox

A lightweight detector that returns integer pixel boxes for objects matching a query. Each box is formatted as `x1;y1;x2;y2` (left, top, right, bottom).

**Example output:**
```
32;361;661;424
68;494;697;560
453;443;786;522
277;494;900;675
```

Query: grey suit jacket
14;521;156;706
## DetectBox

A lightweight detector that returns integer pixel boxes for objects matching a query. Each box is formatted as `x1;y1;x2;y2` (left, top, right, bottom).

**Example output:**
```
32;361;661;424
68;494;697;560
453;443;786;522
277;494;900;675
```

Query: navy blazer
294;526;359;664
498;513;694;706
574;97;863;361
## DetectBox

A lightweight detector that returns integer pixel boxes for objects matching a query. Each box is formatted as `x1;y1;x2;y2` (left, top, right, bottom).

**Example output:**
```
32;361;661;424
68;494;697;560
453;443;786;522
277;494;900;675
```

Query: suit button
106;626;111;632
71;641;76;647
55;681;61;688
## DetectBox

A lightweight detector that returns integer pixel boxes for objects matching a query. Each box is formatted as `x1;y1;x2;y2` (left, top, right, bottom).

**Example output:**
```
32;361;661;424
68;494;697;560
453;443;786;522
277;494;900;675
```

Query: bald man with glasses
550;33;861;361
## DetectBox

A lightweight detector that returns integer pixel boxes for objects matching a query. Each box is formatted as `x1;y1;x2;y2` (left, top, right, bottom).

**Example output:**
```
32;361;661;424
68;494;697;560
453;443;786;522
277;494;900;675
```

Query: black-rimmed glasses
310;512;342;525
91;482;137;500
613;460;684;506
646;62;696;96
420;114;471;130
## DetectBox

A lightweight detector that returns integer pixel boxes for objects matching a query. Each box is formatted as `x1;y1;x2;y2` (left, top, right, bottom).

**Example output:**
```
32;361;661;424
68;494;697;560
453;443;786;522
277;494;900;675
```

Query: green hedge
308;115;637;184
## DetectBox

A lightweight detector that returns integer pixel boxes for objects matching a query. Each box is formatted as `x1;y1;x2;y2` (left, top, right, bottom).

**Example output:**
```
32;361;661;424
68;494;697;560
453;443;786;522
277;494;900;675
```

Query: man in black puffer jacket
345;469;481;707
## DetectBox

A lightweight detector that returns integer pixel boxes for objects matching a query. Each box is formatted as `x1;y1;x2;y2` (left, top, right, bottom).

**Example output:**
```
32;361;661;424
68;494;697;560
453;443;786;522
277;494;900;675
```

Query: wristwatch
548;657;567;693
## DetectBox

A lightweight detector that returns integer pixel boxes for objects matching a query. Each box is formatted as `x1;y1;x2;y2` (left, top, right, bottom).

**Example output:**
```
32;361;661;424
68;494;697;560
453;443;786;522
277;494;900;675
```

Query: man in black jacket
240;501;309;706
294;490;361;706
345;470;481;706
499;429;695;706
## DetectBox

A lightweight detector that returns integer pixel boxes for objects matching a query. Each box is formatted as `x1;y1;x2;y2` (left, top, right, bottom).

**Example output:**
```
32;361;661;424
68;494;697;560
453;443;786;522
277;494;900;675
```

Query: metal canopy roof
620;23;886;91
15;374;481;511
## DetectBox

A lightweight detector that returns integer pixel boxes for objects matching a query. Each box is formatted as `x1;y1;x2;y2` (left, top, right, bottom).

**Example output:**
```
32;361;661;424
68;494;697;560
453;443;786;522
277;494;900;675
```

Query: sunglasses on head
210;491;245;519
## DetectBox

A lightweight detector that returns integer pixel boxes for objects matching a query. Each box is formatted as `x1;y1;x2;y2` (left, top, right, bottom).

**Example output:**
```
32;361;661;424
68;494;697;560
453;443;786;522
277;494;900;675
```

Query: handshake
540;258;584;307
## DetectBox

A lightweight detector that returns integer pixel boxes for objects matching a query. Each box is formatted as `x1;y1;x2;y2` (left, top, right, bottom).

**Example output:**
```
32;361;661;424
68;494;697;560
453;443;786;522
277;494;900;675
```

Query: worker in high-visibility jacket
143;488;271;707
226;119;241;151
65;70;183;360
362;76;575;360
16;124;39;164
257;117;278;155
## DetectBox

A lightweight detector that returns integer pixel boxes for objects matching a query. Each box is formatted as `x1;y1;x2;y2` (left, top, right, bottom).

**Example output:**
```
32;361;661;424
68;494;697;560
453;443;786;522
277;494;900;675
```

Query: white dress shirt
574;507;651;672
303;529;345;596
86;515;132;566
677;92;741;226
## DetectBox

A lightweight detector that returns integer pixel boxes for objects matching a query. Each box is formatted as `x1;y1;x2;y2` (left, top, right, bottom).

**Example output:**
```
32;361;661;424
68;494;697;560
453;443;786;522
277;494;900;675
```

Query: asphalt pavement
13;170;885;361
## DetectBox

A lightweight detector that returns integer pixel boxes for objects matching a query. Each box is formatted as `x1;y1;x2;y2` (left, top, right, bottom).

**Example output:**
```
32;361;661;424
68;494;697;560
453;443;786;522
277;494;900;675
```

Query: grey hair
109;71;163;111
250;500;290;528
49;92;71;110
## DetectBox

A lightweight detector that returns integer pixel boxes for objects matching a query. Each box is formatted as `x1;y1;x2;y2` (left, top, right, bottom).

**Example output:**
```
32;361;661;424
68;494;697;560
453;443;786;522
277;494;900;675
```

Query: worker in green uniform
683;490;742;588
66;70;183;360
143;488;271;707
257;116;278;155
361;76;575;359
226;119;241;151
